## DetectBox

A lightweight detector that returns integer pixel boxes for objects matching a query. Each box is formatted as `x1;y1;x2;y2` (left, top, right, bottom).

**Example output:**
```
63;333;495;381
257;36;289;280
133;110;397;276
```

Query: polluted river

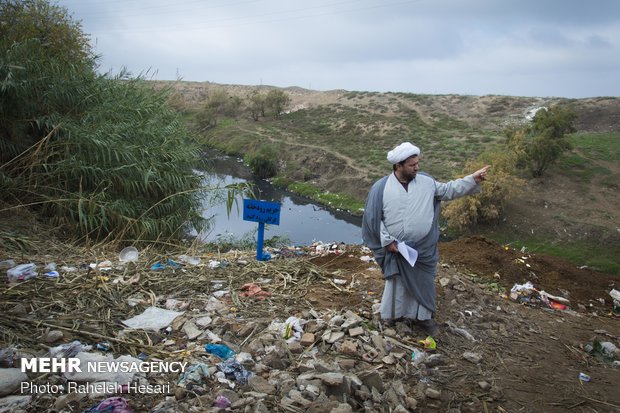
197;155;363;246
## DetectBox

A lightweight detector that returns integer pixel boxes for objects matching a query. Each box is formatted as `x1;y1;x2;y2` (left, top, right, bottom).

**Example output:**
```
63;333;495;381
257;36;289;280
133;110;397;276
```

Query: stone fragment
231;397;255;409
0;396;31;412
463;351;482;364
341;311;363;329
174;387;187;400
262;351;290;369
287;341;304;354
358;370;384;392
371;334;387;355
44;330;64;343
249;375;276;395
425;388;441;399
194;316;212;327
302;384;321;400
243;391;268;399
340;340;358;356
329;403;353;413
182;320;202;340
216;388;240;403
317;372;344;386
304;320;323;333
0;368;29;397
322;330;345;344
405;396;418;410
300;332;316;346
336;357;356;370
382;355;396;364
328;315;344;327
348;326;364;337
9;304;27;315
288;389;312;407
478;381;492;391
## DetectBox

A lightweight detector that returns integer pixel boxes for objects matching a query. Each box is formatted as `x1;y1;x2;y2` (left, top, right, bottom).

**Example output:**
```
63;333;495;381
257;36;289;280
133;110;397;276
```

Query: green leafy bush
245;146;278;179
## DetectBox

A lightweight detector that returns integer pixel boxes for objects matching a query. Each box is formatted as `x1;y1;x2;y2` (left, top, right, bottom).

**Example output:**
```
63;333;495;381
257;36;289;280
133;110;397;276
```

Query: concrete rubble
1;242;619;412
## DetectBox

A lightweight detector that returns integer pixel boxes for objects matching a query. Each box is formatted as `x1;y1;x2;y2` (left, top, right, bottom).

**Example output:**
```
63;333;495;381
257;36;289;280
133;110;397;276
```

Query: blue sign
242;199;282;261
243;199;281;225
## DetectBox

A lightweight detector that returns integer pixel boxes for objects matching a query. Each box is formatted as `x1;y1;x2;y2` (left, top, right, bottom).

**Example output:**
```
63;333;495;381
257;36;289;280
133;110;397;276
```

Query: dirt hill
159;80;620;274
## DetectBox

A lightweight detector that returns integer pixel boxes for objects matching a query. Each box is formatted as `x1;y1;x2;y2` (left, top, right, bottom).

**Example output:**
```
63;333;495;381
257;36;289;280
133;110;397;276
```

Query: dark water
197;156;363;246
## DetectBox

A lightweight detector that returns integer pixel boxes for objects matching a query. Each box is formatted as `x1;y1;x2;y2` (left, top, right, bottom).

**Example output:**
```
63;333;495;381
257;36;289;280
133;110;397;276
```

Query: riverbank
190;84;620;275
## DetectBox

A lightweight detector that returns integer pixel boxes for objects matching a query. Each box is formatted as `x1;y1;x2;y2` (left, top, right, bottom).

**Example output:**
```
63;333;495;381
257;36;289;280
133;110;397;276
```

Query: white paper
397;242;418;267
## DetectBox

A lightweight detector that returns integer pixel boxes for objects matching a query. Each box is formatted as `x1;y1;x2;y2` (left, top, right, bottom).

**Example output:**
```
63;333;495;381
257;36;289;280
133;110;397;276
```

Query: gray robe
362;172;480;318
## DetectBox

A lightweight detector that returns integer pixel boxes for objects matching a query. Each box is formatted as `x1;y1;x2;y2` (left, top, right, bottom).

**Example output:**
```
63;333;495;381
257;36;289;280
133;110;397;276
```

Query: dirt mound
440;236;618;312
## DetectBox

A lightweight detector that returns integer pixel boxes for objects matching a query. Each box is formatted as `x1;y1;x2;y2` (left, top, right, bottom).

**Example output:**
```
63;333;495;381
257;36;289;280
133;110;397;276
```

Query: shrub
442;151;524;231
506;106;576;177
245;146;278;179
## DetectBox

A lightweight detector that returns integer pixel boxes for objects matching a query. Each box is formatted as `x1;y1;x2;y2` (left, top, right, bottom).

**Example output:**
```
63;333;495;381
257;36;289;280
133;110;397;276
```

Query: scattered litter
510;282;570;310
7;263;37;282
95;342;112;352
178;364;210;386
90;260;113;270
214;395;232;409
216;358;252;385
178;254;201;266
119;247;139;263
49;340;92;358
165;298;189;311
578;372;591;382
411;348;428;367
239;283;271;299
282;316;304;343
122;306;184;331
205;343;236;360
419;336;437;350
84;396;132;413
0;259;16;270
150;259;181;271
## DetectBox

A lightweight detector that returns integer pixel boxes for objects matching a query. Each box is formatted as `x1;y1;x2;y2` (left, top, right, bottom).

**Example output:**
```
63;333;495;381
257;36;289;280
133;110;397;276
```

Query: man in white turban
362;142;489;335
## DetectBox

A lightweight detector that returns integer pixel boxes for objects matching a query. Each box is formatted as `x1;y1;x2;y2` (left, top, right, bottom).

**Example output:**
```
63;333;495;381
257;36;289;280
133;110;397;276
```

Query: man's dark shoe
416;319;439;336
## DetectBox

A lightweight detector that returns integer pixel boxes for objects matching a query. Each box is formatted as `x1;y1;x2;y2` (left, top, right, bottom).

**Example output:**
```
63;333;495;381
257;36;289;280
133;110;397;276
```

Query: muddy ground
1;232;618;412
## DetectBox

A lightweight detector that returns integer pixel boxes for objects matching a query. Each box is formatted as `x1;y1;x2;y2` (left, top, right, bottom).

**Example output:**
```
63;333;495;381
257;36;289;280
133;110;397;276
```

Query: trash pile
0;246;458;412
508;281;571;311
1;241;619;412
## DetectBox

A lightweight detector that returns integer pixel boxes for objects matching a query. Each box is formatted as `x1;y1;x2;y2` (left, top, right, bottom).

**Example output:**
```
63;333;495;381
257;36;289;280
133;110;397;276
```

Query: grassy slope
176;84;619;274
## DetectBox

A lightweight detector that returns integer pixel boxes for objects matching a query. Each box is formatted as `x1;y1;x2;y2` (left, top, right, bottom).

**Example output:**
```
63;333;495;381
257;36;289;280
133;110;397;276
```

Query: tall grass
1;38;208;244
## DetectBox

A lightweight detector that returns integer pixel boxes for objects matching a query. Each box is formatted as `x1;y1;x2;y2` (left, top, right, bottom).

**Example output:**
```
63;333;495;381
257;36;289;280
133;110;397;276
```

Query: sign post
242;199;281;261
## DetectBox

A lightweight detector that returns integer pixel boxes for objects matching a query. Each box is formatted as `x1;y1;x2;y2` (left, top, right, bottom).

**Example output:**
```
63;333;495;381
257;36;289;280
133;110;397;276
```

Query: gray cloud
57;0;620;97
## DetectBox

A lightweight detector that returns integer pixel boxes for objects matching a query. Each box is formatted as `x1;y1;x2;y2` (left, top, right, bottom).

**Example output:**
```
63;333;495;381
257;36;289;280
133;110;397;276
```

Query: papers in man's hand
397;242;418;267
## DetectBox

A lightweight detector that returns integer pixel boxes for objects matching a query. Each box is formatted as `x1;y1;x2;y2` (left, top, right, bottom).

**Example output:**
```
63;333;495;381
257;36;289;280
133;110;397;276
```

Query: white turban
387;142;420;164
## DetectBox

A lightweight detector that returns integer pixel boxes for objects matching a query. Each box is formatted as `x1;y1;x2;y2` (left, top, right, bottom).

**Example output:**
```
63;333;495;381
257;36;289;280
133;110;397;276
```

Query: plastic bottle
7;263;37;282
205;343;236;360
411;348;428;367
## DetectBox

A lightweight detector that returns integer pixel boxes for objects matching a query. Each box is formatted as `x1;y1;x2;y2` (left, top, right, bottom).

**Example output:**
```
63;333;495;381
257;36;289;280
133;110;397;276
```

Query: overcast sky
55;0;620;98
